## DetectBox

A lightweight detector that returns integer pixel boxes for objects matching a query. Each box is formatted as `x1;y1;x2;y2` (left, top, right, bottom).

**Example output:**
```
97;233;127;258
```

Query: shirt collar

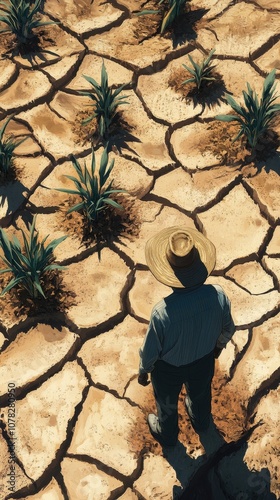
171;283;204;294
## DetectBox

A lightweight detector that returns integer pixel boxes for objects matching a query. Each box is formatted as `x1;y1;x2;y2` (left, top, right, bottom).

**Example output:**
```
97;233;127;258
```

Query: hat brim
145;226;216;288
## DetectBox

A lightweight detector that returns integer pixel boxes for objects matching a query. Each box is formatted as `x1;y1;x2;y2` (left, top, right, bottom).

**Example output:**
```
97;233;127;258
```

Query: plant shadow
253;151;280;175
243;130;280;173
169;8;209;49
5;269;77;318
1;31;60;67
79;194;140;256
90;114;142;156
186;74;228;110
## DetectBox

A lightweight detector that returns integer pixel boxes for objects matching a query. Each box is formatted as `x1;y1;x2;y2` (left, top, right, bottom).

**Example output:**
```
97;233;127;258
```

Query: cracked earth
0;0;280;499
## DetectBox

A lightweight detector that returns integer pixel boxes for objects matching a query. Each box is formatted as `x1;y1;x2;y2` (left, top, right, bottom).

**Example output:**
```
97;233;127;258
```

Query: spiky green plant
136;0;190;34
78;61;129;139
0;115;26;176
215;69;280;151
182;49;216;91
0;0;57;44
55;147;126;226
0;216;67;298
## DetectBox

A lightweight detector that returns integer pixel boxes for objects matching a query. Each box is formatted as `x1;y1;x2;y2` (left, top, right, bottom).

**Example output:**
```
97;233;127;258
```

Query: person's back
152;283;234;366
138;226;236;448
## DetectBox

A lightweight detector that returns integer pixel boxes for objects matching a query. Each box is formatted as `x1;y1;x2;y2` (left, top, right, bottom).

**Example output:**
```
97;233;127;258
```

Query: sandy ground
0;0;279;499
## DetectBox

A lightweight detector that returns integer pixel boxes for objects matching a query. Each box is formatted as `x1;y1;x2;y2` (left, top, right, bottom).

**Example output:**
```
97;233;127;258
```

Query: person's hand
138;373;150;386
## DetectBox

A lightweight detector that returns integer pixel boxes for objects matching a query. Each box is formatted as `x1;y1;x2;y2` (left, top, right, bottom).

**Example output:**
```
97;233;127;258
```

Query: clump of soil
71;0;94;18
0;25;59;60
0;268;76;320
132;3;160;40
72;110;134;150
203;121;248;166
168;65;226;108
203;121;280;166
168;66;189;96
58;193;141;250
72;110;98;146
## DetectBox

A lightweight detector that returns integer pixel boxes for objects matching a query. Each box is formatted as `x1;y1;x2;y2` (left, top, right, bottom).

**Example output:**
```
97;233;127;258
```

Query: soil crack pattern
0;0;280;498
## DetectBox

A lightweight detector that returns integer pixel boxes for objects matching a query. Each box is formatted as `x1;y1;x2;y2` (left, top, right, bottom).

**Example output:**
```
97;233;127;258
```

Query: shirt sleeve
139;309;163;374
216;291;236;349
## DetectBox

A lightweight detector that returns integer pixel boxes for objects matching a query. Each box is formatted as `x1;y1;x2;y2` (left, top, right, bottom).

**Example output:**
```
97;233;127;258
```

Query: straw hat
145;226;216;288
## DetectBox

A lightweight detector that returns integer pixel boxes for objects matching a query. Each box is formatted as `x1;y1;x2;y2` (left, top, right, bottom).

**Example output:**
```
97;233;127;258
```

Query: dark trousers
151;351;215;444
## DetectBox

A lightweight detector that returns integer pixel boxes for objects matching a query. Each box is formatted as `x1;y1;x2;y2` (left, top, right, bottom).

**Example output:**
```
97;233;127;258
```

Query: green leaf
54;187;81;195
204;48;215;66
225;94;243;115
67;202;85;214
161;2;176;33
134;9;160;16
45;235;68;253
44;263;67;272
32;277;46;298
0;268;12;274
263;69;276;95
232;128;244;143
82;74;101;90
0;276;23;296
103;198;124;210
182;64;196;77
203;77;216;82
182;77;196;85
100;60;108;89
0;115;13;141
188;54;201;74
215;114;242;122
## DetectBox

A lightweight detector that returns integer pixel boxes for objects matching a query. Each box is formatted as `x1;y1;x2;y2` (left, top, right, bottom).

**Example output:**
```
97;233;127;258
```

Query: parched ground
0;0;279;499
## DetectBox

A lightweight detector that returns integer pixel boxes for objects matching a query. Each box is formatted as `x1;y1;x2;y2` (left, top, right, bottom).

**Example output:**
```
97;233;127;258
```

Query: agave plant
136;0;190;34
0;115;26;176
215;69;280;151
0;0;57;44
0;217;67;298
78;61;129;139
55;147;126;227
182;49;216;91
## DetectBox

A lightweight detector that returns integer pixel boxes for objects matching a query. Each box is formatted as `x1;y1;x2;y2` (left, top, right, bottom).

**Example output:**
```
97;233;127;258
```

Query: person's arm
138;309;163;384
215;291;236;358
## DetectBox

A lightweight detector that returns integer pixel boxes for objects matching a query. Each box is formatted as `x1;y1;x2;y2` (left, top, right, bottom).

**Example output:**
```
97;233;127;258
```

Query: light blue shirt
139;284;236;374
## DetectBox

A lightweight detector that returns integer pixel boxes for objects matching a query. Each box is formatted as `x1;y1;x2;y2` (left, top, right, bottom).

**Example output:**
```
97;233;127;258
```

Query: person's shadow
160;422;277;499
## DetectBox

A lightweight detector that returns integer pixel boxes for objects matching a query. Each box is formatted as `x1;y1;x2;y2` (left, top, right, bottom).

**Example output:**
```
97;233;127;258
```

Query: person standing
138;227;236;447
